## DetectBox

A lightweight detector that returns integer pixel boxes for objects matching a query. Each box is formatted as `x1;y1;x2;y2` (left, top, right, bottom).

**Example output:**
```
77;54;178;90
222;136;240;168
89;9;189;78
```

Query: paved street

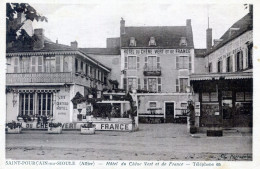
6;124;252;161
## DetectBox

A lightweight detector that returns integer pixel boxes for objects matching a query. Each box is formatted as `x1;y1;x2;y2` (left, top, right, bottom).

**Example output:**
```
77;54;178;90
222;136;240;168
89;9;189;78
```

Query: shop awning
190;71;252;81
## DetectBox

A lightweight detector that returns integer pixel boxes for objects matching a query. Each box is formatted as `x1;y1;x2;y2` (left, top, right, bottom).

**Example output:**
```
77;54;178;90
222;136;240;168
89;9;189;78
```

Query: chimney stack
120;18;125;34
206;28;212;51
186;19;191;27
249;4;253;14
71;41;78;49
33;28;45;50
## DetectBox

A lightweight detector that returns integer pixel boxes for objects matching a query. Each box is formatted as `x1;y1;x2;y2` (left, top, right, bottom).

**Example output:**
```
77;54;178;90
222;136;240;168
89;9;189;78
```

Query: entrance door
222;99;233;127
165;102;174;123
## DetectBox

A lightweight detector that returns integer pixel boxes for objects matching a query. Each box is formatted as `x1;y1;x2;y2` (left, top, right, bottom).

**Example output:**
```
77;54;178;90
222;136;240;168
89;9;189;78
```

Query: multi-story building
119;19;195;123
6;28;111;124
191;6;253;129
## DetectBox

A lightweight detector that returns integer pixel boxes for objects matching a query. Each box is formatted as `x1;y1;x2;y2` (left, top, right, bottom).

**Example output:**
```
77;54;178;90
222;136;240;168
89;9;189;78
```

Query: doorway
165;102;175;123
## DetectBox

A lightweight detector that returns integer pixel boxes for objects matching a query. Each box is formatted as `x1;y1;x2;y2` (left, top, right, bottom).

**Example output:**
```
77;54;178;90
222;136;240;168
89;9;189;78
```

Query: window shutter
144;56;148;68
144;78;147;90
56;55;60;72
158;78;161;92
189;56;192;70
137;56;140;69
240;51;243;70
123;78;127;90
124;56;128;69
38;56;43;72
157;56;160;69
31;56;36;73
14;57;19;73
230;55;233;72
244;48;248;68
138;78;141;90
176;56;179;69
176;79;179;92
85;64;88;75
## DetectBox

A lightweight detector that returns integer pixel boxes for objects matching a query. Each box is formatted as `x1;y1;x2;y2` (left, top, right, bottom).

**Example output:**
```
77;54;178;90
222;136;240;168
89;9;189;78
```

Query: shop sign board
20;121;133;131
195;102;200;116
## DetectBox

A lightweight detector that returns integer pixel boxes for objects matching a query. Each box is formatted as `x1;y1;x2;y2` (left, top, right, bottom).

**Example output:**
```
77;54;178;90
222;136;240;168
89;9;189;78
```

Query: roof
205;12;253;56
7;41;75;53
6;41;111;72
80;48;120;55
121;25;194;48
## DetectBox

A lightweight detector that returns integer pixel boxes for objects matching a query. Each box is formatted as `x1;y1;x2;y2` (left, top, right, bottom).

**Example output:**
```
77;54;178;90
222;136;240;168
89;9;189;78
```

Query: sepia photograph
4;1;254;163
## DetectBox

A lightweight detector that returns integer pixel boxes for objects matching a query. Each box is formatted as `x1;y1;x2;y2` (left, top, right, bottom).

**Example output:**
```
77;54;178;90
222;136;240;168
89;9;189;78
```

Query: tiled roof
6;41;75;53
121;26;194;48
205;12;253;55
80;48;120;55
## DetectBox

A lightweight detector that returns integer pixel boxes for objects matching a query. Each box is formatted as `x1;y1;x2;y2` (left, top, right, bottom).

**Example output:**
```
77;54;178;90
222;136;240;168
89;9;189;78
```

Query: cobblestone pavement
6;124;252;160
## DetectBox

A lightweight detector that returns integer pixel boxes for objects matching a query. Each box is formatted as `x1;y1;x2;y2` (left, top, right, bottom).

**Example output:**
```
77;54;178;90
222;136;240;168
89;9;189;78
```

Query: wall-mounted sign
123;49;191;55
195;102;200;116
77;103;86;109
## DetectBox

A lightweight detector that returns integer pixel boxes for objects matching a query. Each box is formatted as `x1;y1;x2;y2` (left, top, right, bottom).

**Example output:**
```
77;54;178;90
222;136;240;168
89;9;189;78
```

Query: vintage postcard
1;0;259;169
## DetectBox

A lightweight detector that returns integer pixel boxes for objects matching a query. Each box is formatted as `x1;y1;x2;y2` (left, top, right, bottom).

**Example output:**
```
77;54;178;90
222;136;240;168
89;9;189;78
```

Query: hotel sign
123;49;191;55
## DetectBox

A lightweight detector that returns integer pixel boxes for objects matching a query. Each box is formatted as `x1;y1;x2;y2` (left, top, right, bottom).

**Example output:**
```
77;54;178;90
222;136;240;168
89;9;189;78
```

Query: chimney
206;28;212;51
56;39;58;44
186;19;191;27
33;28;45;50
249;4;253;14
120;18;125;34
70;41;78;49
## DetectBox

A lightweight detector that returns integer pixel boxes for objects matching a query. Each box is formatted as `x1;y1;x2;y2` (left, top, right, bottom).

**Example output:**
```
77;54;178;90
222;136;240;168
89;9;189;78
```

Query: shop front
190;72;253;129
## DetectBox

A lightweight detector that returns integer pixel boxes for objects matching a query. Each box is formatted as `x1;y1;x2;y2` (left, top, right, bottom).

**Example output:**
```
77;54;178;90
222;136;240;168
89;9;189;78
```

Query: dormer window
179;37;187;46
129;37;136;47
149;37;156;46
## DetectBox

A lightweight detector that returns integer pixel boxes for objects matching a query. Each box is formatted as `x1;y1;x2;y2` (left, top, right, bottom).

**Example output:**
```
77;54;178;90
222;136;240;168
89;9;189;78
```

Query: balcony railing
143;66;161;76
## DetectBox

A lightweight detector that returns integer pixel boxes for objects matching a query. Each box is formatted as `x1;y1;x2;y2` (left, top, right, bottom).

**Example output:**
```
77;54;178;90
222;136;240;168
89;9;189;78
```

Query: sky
30;2;249;49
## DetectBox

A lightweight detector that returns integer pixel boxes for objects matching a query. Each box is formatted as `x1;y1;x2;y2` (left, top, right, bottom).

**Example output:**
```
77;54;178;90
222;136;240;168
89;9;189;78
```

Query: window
217;60;222;73
128;78;137;91
208;62;212;73
202;92;218;102
128;56;136;69
20;57;30;73
148;78;157;92
20;93;34;115
19;93;53;116
31;56;36;72
177;56;189;69
247;44;253;68
37;93;53;116
80;61;83;72
149;37;156;46
45;56;56;72
226;57;231;72
85;64;88;75
75;58;78;72
236;51;243;71
158;78;162;92
147;56;157;70
179;78;188;93
55;56;61;72
129;37;136;47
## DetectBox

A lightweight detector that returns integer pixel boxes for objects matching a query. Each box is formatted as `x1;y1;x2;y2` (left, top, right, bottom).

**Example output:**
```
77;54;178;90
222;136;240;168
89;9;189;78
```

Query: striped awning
16;89;59;93
190;71;253;81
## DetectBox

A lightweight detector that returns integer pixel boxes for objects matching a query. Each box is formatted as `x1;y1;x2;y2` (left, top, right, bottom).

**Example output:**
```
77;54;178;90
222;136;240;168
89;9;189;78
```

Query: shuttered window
189;56;192;70
138;78;141;90
157;56;160;69
176;56;179;69
124;56;128;69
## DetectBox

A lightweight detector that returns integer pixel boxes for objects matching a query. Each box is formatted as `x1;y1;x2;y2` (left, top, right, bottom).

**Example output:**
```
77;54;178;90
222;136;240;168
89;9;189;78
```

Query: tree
6;3;48;47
